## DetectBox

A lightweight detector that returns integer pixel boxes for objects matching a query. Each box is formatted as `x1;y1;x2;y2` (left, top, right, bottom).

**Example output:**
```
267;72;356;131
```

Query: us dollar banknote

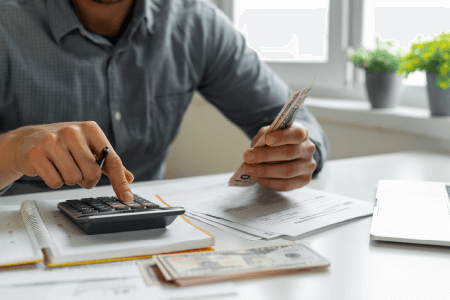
228;76;318;187
154;242;329;286
136;259;163;286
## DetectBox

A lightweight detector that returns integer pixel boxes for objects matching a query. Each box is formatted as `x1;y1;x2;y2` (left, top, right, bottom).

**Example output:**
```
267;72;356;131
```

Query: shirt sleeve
0;183;13;197
0;21;7;114
196;2;330;174
0;22;11;188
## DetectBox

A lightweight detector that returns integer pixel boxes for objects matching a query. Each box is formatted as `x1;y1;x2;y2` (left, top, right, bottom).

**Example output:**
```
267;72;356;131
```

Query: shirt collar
143;0;156;34
129;0;156;35
47;0;155;44
47;0;82;43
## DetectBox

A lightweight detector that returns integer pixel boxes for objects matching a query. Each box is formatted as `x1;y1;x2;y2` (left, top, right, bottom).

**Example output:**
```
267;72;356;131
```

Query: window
214;0;450;107
234;0;329;63
367;0;450;87
216;0;350;94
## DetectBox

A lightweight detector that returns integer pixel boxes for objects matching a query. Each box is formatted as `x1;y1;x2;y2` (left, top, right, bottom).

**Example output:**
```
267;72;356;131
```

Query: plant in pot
398;31;450;116
349;40;403;108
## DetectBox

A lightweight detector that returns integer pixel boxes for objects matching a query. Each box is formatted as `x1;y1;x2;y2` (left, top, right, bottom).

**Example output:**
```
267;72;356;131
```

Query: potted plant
350;40;403;108
398;31;450;116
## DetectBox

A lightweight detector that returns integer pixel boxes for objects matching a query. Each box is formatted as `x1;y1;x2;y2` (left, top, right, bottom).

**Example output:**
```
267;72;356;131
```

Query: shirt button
114;112;122;121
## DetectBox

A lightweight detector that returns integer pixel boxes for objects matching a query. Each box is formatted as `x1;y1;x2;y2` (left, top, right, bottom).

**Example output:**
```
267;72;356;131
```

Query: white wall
164;93;250;179
164;93;449;179
319;122;450;161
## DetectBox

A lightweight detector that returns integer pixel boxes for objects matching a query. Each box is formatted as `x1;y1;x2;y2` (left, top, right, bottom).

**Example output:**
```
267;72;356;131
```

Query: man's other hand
6;122;134;201
242;122;317;191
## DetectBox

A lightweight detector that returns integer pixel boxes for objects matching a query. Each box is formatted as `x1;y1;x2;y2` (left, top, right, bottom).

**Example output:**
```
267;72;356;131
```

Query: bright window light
233;0;329;63
365;0;450;86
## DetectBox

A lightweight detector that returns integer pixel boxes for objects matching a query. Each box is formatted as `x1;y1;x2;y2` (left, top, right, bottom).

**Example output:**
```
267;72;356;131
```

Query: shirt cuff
311;139;324;177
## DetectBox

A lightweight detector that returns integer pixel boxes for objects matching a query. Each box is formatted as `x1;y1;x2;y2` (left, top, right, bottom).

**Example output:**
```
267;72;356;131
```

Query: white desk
2;151;450;299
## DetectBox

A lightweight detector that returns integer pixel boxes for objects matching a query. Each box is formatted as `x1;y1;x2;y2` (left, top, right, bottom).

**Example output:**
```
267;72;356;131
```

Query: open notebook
0;197;215;268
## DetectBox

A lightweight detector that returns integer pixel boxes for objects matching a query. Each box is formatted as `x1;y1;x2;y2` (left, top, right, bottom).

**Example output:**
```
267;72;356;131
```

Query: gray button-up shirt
0;0;330;196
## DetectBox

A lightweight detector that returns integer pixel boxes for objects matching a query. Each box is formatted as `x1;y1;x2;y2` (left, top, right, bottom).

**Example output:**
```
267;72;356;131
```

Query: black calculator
57;194;185;235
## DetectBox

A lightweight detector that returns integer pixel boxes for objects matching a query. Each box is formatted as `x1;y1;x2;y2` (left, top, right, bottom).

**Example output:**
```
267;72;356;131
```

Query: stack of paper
152;242;329;287
133;177;373;240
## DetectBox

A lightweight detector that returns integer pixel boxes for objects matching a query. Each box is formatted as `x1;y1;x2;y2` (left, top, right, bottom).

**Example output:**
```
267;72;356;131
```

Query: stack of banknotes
138;242;329;287
228;75;318;187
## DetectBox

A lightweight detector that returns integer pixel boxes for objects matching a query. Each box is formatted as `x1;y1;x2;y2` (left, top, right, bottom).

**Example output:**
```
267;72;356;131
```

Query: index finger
266;123;308;147
84;122;134;202
103;152;134;202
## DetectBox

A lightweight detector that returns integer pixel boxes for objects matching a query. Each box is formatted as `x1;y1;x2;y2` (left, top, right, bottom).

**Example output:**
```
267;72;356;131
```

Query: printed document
135;178;373;237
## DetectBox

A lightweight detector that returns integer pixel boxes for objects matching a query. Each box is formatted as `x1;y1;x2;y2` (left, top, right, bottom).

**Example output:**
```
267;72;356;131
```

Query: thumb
251;126;269;148
125;168;134;183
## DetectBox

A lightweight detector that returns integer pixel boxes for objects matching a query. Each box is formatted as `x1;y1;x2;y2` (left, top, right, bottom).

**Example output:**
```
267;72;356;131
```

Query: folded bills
228;75;318;187
153;242;329;287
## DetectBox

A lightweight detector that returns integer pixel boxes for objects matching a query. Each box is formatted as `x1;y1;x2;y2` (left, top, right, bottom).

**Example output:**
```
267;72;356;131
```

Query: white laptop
370;180;450;247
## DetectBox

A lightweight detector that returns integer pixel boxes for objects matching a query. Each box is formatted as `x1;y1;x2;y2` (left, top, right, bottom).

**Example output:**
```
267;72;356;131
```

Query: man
0;0;330;200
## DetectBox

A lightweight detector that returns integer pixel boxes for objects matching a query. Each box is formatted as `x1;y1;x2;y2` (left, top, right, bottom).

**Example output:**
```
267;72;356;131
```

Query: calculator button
114;206;129;211
111;204;126;208
97;208;113;212
130;206;145;210
77;207;93;212
125;203;141;207
81;198;96;202
86;200;102;204
81;209;97;215
141;203;159;208
67;199;81;204
133;198;150;204
68;200;84;207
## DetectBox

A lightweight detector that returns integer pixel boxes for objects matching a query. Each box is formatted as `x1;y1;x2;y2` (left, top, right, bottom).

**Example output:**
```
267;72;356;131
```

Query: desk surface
2;151;450;300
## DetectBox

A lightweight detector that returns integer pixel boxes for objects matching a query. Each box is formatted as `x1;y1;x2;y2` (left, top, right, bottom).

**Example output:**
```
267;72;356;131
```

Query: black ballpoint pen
96;147;109;169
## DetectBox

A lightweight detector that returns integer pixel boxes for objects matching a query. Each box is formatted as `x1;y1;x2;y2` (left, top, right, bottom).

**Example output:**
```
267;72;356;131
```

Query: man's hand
0;122;134;201
242;122;316;191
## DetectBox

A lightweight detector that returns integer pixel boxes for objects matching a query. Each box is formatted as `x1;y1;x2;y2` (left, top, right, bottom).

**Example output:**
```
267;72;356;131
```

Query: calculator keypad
58;194;184;234
65;194;160;216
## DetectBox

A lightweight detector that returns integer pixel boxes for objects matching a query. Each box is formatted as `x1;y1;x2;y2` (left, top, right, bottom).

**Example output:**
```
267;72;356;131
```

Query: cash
136;259;165;286
153;242;329;287
228;76;318;187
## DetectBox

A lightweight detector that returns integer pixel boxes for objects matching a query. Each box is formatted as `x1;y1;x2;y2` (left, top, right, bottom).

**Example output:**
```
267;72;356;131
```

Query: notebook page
0;206;43;266
0;260;141;286
34;199;214;264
